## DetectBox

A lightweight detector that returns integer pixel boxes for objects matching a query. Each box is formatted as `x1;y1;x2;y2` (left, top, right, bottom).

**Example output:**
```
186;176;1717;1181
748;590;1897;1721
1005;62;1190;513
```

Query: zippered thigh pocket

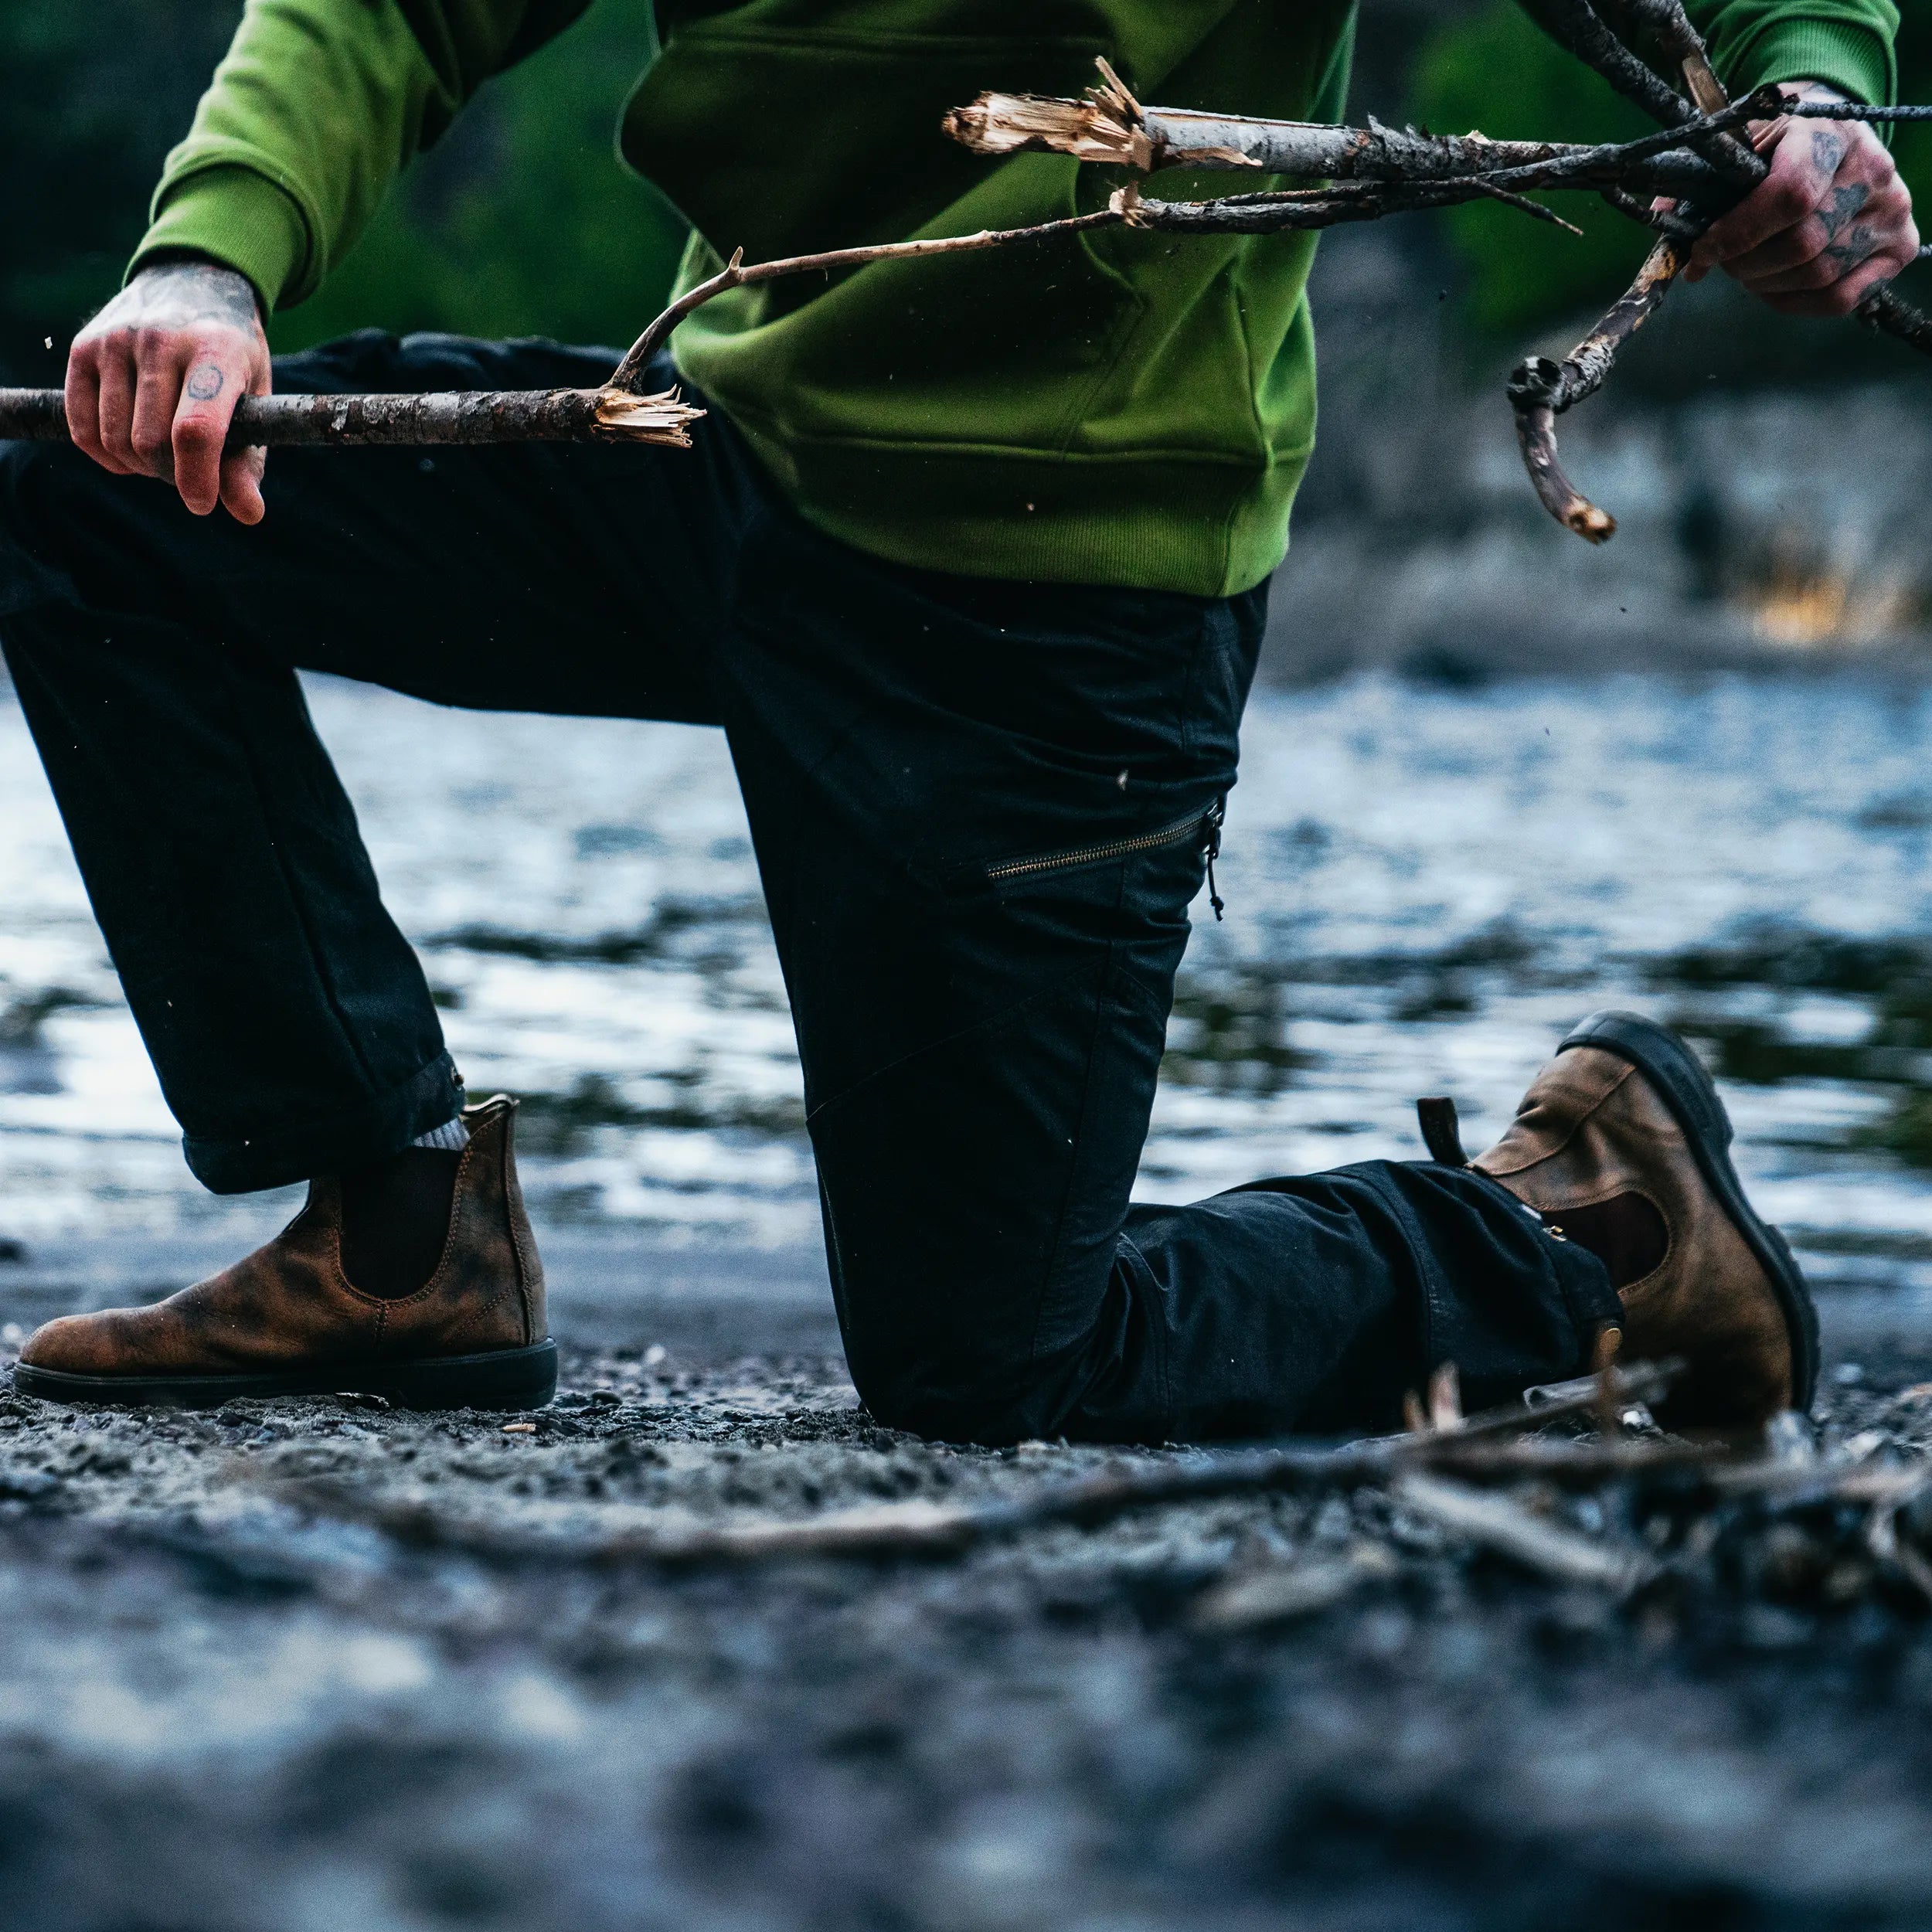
981;798;1227;917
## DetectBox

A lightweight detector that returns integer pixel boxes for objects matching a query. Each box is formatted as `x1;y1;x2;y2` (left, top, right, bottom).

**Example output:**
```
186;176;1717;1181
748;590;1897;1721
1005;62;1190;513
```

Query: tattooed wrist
107;260;262;333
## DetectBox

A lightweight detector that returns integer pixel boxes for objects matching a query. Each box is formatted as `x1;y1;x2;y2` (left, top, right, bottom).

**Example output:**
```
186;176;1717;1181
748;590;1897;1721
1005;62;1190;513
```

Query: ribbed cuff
128;165;308;315
1730;19;1896;109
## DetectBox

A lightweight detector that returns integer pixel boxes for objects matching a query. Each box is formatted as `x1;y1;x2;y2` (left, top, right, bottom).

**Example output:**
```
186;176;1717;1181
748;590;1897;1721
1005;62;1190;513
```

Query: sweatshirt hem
713;408;1310;597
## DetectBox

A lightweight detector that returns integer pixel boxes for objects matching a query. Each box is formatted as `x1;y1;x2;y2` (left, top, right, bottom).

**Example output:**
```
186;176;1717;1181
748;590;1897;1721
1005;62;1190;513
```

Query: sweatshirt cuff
1726;20;1896;107
128;165;309;314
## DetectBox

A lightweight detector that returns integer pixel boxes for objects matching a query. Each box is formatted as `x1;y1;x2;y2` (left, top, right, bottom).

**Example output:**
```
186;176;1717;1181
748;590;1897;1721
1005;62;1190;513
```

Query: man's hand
1682;81;1919;318
66;259;272;522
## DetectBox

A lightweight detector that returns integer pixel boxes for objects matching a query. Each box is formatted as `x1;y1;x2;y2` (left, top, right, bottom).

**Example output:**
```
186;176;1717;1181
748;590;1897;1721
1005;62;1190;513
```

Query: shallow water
3;668;1931;1301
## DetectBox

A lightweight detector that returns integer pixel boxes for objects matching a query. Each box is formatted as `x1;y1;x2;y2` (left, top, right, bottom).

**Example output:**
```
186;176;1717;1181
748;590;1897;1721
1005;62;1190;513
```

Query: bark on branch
945;70;1736;199
0;384;704;451
1508;237;1683;541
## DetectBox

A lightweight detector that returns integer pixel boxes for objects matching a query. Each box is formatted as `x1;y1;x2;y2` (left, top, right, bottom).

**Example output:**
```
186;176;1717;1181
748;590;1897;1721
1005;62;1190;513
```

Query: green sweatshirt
135;0;1899;596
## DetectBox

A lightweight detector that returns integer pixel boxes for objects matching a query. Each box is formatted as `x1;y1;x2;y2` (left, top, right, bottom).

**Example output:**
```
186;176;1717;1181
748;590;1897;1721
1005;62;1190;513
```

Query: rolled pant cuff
181;1050;464;1195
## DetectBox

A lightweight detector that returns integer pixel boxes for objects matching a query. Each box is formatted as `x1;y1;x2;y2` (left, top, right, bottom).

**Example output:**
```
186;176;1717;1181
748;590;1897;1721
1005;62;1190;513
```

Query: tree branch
607;211;1124;392
0;383;705;450
1508;237;1684;541
946;80;1736;197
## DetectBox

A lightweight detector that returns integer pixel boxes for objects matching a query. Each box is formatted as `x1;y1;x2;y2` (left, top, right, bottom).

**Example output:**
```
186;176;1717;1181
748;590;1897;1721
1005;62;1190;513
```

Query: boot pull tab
1416;1096;1471;1168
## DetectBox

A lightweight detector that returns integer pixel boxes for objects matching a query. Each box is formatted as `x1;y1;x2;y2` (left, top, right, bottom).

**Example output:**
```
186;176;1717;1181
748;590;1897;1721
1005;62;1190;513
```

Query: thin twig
1508;236;1685;540
251;1360;1696;1572
1599;185;1702;238
607;210;1122;393
1395;1470;1657;1590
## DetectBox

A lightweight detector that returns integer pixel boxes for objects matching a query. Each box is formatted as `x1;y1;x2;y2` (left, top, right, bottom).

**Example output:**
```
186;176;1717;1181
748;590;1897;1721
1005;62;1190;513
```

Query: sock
338;1146;464;1298
411;1114;470;1152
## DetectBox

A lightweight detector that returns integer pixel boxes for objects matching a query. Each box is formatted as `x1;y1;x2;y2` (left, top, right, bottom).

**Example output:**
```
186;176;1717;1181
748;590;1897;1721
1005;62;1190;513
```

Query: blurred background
2;0;1932;1359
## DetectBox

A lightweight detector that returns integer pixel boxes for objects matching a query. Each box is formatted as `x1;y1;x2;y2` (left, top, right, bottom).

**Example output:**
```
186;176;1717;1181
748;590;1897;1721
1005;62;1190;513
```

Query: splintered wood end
944;90;1148;165
944;59;1149;166
592;387;705;447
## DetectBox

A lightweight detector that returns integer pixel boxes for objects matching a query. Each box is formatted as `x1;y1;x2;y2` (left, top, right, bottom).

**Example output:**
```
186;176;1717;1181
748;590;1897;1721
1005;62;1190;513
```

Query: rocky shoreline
0;1241;1927;1930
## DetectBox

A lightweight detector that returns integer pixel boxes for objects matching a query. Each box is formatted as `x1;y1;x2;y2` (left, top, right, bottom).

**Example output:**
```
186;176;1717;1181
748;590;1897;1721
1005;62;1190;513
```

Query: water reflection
2;671;1930;1296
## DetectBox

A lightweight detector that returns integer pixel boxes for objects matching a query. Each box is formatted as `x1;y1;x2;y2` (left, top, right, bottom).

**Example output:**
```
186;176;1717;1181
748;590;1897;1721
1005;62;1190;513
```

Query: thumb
170;345;253;516
219;361;271;526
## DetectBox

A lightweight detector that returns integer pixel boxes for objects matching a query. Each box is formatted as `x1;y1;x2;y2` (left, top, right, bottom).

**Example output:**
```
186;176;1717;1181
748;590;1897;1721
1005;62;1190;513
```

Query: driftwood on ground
255;1359;1705;1570
243;1349;1932;1617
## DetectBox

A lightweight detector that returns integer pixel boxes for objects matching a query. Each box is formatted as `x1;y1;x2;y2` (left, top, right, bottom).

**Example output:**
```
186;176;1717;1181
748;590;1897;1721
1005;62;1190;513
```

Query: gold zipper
985;801;1226;914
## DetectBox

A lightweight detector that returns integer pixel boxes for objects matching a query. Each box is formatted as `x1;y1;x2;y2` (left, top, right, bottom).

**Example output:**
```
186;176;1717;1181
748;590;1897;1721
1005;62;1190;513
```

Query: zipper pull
1204;798;1226;921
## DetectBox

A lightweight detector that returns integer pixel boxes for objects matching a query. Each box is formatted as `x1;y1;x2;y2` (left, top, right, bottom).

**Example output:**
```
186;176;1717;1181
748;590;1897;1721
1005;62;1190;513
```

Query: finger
1736;253;1847;296
62;342;111;471
170;351;250;516
1759;255;1899;318
128;335;191;482
1827;252;1906;315
1691;126;1838;271
218;444;267;526
94;345;145;476
1719;214;1831;283
215;357;270;525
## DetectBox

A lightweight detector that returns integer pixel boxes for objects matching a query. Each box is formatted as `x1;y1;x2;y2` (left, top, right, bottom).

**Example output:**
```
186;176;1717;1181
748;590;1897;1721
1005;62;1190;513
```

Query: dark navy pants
0;332;1619;1443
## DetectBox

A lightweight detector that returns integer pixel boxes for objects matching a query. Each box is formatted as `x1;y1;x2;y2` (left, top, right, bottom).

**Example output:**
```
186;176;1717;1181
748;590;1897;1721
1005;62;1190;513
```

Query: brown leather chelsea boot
1471;1011;1817;1428
13;1096;554;1410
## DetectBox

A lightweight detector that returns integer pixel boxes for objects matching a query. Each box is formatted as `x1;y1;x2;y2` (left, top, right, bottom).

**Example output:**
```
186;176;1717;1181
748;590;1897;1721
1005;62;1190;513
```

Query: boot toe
18;1312;117;1376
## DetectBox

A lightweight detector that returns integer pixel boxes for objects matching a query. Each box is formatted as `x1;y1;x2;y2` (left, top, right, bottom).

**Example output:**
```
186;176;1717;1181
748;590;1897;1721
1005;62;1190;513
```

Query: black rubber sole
11;1339;558;1412
1559;1009;1819;1412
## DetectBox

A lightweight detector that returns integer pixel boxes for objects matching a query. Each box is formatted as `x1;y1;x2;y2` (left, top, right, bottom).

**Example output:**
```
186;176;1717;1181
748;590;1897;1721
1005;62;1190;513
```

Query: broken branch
1114;179;1577;236
0;383;704;451
1508;236;1684;541
947;81;1737;199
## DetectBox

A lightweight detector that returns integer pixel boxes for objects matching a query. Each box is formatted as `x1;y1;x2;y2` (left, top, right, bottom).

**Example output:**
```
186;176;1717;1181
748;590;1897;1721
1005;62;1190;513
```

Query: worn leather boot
13;1096;554;1410
1470;1011;1817;1427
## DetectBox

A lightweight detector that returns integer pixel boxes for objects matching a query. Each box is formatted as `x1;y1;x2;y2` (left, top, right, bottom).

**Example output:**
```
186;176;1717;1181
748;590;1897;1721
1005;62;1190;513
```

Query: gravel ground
0;1307;1930;1932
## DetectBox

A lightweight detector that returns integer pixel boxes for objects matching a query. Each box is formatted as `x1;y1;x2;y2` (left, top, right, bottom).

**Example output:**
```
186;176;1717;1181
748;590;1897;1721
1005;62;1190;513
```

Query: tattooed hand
1683;81;1919;318
66;256;272;522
